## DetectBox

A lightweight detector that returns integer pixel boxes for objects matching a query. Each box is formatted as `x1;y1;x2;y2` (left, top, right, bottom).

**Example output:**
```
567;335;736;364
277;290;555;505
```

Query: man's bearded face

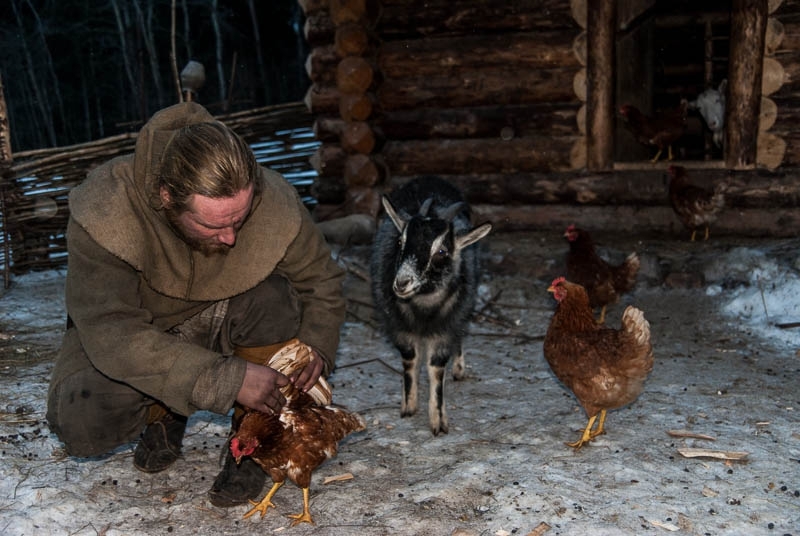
162;184;255;256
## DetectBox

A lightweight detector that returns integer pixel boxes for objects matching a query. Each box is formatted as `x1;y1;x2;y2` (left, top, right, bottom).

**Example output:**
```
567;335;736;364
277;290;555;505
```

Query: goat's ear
383;196;407;233
419;198;434;217
455;222;492;250
440;201;466;222
719;79;727;93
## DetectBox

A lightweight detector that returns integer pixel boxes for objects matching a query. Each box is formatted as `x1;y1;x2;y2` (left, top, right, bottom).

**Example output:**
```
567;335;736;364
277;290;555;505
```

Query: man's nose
217;227;237;246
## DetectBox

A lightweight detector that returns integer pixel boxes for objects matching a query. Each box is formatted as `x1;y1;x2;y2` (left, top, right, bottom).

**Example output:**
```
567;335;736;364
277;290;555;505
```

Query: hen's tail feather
614;252;640;293
621;305;651;347
267;339;333;406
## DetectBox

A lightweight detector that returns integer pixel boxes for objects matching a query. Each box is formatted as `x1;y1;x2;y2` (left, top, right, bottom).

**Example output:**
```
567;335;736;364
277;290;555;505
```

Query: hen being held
543;277;654;449
619;101;688;163
667;165;726;241
563;225;640;325
229;339;366;526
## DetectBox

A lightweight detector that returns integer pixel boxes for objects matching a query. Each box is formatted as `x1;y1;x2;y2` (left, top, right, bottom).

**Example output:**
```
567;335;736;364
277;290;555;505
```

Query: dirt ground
0;230;798;536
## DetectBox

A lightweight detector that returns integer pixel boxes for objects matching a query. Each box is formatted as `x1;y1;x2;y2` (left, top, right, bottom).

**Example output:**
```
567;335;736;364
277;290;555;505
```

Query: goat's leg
427;348;452;435
451;348;466;381
400;346;419;417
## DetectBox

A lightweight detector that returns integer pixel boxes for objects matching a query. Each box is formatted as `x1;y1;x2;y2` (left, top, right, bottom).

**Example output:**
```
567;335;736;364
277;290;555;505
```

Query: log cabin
301;0;800;237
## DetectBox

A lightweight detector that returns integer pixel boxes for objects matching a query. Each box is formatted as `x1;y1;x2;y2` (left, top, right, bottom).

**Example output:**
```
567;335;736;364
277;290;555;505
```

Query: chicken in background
667;165;726;241
229;339;366;526
563;225;640;325
619;100;688;163
543;277;654;449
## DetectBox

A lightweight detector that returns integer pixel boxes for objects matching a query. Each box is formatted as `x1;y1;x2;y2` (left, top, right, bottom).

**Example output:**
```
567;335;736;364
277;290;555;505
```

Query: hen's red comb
551;276;567;286
566;224;576;232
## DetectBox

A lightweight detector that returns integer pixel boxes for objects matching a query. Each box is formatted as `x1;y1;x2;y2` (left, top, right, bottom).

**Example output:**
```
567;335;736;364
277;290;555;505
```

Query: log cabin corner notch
580;0;781;172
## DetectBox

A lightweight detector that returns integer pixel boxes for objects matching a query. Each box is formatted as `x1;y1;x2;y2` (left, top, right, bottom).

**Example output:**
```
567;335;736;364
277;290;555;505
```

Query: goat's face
689;80;727;132
392;217;456;300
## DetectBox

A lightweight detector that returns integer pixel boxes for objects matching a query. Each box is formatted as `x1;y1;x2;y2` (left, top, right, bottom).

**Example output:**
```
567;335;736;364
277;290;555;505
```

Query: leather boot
133;405;188;473
207;441;266;507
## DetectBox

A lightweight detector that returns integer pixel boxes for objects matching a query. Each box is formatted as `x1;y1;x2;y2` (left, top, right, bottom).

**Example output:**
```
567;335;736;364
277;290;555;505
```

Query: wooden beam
726;0;768;169
376;68;578;110
377;32;579;79
586;0;615;171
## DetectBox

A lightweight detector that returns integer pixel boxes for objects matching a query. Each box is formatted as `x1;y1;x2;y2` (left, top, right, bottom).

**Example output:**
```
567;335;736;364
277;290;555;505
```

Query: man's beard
164;207;231;257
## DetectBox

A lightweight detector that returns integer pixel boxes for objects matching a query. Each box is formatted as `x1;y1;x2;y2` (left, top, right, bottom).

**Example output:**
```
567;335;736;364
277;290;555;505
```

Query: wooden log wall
302;0;585;219
301;0;799;238
767;0;800;166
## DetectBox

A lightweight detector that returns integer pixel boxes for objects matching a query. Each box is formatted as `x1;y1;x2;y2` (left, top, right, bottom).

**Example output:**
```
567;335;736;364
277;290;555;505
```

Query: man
46;102;346;508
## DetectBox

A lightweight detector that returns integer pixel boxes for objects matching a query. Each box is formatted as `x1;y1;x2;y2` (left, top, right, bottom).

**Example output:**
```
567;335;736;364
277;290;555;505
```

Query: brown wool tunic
51;102;345;416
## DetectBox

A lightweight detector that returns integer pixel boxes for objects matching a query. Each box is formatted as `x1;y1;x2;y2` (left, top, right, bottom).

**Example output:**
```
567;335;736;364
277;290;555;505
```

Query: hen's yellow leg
288;487;314;526
704;226;710;241
667;145;674;161
566;414;598;449
242;481;284;519
589;410;607;439
650;149;663;163
690;230;697;242
596;306;607;325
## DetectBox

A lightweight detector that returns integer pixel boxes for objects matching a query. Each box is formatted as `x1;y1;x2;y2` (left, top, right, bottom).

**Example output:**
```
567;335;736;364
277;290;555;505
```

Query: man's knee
47;368;149;457
224;275;302;348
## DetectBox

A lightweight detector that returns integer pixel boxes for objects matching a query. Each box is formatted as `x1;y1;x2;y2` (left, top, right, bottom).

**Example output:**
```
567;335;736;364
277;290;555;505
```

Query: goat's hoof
430;424;449;436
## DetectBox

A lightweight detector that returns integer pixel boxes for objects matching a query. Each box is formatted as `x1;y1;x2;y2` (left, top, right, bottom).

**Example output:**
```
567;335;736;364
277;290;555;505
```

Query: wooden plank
380;137;577;175
378;32;579;78
376;68;579;110
586;0;615;171
375;0;578;37
726;0;768;169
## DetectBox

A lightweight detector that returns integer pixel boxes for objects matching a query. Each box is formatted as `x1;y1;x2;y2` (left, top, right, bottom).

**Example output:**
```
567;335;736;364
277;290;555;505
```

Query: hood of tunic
68;102;302;301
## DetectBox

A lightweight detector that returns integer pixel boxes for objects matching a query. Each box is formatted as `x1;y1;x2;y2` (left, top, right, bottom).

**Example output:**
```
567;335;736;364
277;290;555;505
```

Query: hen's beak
547;285;556;293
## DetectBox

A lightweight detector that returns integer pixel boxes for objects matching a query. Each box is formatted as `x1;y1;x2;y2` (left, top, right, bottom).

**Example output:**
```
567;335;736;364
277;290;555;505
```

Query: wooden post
726;0;768;169
586;0;615;171
0;74;13;288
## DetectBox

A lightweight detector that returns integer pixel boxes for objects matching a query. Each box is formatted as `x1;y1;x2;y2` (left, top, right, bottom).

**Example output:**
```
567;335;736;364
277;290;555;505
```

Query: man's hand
236;361;289;414
289;347;324;393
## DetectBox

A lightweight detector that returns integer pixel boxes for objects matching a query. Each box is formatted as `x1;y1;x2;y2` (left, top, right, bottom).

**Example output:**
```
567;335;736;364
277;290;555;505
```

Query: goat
689;79;727;149
369;176;492;435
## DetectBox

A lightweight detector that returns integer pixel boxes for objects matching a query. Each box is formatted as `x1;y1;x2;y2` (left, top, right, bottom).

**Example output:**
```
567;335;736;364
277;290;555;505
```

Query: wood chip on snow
677;447;749;460
667;429;716;441
525;522;551;536
323;472;354;484
650;519;680;531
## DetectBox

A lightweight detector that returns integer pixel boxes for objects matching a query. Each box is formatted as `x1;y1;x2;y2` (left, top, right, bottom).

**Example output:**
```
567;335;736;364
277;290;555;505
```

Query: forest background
0;0;309;153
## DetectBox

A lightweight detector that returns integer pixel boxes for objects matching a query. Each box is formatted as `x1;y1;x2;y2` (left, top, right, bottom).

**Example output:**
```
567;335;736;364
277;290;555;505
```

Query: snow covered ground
0;231;798;536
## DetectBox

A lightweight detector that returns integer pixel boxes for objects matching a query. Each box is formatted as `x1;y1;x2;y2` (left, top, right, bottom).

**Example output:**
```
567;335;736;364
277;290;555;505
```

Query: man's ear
159;186;171;209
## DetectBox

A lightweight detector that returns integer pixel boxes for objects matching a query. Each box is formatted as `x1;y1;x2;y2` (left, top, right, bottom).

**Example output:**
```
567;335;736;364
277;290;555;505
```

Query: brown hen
667;165;726;241
564;225;640;324
230;339;366;526
543;277;654;449
619;101;688;162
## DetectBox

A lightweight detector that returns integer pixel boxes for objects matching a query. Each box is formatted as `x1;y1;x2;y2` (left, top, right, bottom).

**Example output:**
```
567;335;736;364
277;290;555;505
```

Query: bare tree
180;0;193;61
247;0;270;104
109;0;143;121
23;0;69;143
132;0;166;109
210;0;226;106
10;0;55;146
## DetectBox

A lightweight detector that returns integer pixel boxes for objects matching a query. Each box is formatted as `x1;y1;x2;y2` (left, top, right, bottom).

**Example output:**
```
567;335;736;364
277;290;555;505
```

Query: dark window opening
615;1;731;164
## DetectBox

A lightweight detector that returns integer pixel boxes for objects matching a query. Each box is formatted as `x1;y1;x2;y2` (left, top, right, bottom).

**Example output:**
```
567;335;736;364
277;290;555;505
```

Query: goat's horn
419;198;434;216
440;202;466;222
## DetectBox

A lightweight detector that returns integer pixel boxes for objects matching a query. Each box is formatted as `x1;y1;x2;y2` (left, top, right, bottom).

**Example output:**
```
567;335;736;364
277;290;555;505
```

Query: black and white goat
370;176;492;435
